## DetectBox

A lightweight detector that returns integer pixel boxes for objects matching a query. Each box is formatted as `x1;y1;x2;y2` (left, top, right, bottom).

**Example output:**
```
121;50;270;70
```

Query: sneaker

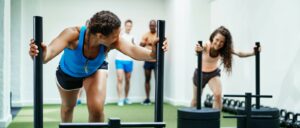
124;98;132;105
76;99;82;105
117;99;124;106
142;99;151;105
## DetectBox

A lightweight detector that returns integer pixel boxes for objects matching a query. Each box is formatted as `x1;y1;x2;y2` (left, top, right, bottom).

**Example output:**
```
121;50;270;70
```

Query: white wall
11;0;22;107
14;0;166;105
211;0;300;113
164;0;211;106
11;0;41;106
0;0;12;127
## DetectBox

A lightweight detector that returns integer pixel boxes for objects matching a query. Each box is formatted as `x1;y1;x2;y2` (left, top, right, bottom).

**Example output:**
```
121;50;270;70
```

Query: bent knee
89;107;104;118
213;93;222;100
61;103;76;113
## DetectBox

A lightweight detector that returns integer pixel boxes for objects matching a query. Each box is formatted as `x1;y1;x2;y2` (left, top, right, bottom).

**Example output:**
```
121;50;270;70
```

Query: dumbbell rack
223;93;274;128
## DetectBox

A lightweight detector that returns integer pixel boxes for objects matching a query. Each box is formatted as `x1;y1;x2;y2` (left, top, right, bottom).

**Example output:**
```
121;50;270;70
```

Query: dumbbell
223;99;234;112
286;112;295;128
279;109;288;127
292;113;300;128
208;95;214;108
222;98;229;112
232;101;245;114
228;100;239;114
222;98;229;105
204;94;213;108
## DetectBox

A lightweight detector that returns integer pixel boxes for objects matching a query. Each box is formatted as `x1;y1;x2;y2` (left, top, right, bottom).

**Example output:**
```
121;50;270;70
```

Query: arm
232;49;256;58
29;27;78;63
115;37;155;61
195;43;207;55
140;34;147;47
131;37;135;45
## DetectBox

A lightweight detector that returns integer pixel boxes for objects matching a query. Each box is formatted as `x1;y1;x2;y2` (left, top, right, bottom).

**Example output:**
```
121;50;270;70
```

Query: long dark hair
209;26;234;73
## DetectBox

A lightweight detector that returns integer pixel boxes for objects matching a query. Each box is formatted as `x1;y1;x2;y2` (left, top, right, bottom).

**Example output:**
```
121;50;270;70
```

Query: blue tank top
59;26;106;78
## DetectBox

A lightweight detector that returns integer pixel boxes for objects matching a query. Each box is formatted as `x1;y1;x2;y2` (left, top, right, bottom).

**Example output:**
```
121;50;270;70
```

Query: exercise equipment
236;42;279;128
286;112;295;128
204;94;213;108
60;118;165;128
223;99;234;112
279;109;287;127
155;20;165;124
234;101;245;114
222;98;229;112
222;42;279;128
223;93;277;128
230;100;241;114
293;113;300;128
33;16;43;128
228;100;239;114
177;41;220;128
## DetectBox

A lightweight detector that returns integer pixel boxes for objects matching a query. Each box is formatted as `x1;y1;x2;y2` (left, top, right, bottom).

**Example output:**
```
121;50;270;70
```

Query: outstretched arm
114;37;167;61
232;45;261;58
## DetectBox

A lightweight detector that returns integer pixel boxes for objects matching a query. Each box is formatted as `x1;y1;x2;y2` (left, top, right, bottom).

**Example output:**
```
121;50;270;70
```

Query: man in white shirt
115;19;135;106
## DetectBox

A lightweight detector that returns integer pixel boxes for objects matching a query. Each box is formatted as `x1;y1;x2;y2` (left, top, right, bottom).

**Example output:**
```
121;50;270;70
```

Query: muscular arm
115;37;154;61
43;27;78;63
140;34;147;47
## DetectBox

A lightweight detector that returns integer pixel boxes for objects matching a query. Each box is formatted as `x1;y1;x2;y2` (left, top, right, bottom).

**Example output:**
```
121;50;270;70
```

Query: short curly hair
88;11;121;36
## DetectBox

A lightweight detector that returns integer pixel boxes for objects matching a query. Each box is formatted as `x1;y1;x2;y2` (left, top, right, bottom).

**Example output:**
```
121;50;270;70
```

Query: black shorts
193;68;221;88
56;61;108;90
143;61;156;70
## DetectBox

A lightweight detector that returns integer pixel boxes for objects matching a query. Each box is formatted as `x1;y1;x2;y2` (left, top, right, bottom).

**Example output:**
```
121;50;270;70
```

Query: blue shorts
143;61;156;70
115;60;133;73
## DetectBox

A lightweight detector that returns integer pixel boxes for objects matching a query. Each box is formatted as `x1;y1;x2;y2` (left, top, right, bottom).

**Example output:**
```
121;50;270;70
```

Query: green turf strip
8;103;236;128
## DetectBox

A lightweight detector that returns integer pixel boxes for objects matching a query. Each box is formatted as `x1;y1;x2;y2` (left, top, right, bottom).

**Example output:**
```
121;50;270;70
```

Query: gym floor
8;103;236;128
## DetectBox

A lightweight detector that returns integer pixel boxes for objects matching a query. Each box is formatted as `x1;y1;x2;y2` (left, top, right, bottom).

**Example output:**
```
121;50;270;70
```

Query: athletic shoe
124;98;132;105
76;99;82;105
117;99;124;106
142;99;151;105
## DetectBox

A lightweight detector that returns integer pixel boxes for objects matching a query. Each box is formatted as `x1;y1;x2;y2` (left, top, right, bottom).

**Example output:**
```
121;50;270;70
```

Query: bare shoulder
53;26;81;49
142;32;150;38
111;36;124;50
57;26;81;43
61;27;80;38
203;41;210;51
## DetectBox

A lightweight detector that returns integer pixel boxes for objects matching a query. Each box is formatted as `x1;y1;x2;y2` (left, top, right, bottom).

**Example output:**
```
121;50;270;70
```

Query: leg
57;86;80;122
84;70;108;122
144;69;152;99
116;69;124;100
77;88;83;105
124;72;132;98
191;85;197;107
207;76;222;110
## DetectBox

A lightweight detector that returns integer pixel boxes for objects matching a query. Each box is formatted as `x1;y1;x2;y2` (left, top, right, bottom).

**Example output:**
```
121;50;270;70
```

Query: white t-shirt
116;32;134;61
